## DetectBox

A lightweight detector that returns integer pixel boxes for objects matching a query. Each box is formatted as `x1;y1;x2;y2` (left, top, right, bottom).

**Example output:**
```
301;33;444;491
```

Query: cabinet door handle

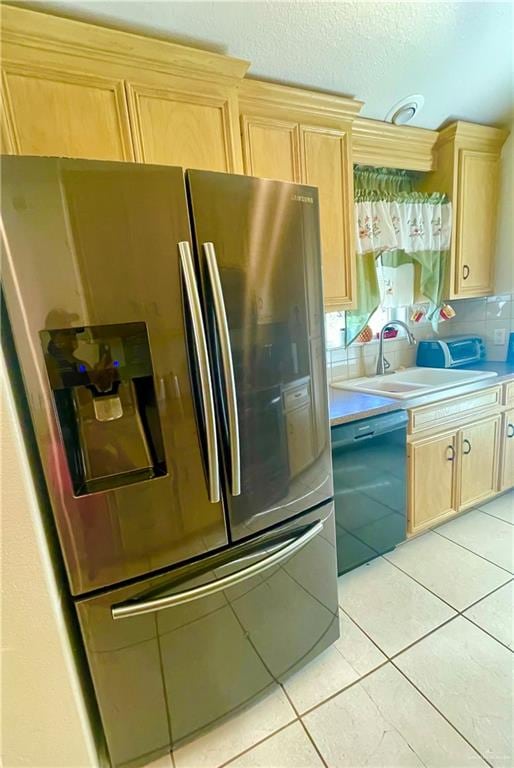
462;264;470;280
507;424;514;438
463;438;472;455
446;444;455;461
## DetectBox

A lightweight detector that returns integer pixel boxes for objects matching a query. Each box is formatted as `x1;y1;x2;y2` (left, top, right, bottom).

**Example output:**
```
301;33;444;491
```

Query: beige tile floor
148;490;514;768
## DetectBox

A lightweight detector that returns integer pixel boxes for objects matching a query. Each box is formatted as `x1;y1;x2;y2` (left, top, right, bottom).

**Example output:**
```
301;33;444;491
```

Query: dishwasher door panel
76;502;338;767
331;412;407;575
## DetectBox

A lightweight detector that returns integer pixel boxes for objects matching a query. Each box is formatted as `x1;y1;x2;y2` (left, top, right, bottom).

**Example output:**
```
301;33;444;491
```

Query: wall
326;316;436;381
438;293;514;361
326;292;514;381
1;351;100;768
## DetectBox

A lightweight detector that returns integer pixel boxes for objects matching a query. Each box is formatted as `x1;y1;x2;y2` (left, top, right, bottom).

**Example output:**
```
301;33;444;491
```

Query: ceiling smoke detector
385;95;424;125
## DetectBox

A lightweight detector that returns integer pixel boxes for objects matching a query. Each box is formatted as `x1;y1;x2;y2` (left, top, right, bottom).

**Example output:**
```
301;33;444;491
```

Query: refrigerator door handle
111;520;323;620
178;241;220;504
203;241;241;496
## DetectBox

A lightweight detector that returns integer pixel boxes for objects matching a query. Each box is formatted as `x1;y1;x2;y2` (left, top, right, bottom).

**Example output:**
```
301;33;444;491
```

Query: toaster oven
416;336;486;368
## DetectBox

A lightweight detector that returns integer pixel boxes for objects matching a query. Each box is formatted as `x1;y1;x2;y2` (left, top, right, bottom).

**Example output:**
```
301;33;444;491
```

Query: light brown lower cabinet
458;415;501;509
499;408;514;492
408;430;458;535
408;414;501;535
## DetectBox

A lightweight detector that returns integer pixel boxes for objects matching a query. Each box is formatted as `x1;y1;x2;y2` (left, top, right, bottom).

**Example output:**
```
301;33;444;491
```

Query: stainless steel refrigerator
1;156;338;767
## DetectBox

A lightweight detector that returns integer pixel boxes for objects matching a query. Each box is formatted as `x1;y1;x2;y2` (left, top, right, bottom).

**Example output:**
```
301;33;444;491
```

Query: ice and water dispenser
41;322;166;495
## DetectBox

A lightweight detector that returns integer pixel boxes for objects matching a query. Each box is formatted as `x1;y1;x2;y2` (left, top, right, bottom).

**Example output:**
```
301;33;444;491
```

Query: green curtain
354;165;416;195
346;166;450;345
381;249;450;319
345;251;381;346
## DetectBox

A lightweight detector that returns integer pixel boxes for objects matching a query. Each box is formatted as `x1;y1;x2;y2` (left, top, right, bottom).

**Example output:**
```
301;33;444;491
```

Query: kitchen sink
332;366;498;400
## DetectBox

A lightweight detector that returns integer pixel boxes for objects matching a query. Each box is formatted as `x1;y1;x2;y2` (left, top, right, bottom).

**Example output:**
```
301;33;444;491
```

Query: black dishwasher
331;410;408;575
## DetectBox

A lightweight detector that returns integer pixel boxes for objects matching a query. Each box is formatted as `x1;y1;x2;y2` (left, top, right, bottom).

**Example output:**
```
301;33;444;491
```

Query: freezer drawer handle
178;241;220;503
111;520;323;620
203;241;241;496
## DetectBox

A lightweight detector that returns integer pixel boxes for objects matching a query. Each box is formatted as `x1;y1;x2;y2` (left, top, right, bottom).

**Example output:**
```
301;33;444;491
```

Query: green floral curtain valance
345;167;452;346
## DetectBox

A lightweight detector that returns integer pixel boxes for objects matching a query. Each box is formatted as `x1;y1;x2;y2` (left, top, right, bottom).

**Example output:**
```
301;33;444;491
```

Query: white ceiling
36;1;514;129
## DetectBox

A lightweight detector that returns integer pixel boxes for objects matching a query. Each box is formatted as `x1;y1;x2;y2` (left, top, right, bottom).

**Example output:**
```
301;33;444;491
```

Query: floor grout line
297;717;329;768
338;570;513;665
215;718;299;768
383;552;513;615
460;611;514;654
432;527;514;575
279;675;330;767
479;507;514;526
297;658;390;718
458;576;514;613
382;556;462;612
390;659;495;768
339;605;388;658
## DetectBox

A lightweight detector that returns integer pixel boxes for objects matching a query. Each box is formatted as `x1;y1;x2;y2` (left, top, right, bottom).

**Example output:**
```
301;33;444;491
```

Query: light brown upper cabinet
0;4;248;169
239;80;362;310
126;76;243;172
300;126;354;310
2;64;134;161
241;115;300;182
422;122;508;299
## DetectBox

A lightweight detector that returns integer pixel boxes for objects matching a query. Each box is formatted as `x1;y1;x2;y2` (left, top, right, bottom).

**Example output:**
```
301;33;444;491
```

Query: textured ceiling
35;1;513;129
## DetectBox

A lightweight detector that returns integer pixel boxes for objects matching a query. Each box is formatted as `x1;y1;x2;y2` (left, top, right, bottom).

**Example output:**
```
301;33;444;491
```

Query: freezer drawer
76;502;338;767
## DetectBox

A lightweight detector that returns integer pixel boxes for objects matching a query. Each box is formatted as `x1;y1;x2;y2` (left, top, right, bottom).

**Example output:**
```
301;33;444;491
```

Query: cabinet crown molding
239;78;363;123
352;117;438;171
1;3;250;82
436;120;509;152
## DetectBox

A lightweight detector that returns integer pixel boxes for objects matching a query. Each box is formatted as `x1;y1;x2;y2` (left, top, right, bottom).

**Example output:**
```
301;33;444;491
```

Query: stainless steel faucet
376;321;417;375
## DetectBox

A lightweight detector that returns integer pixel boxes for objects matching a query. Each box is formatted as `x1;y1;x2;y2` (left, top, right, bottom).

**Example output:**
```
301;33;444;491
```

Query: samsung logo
291;195;314;204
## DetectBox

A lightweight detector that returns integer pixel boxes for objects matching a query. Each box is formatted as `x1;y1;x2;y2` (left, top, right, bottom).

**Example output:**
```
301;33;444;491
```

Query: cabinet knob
446;444;456;461
463;264;470;280
507;424;514;439
463;438;472;455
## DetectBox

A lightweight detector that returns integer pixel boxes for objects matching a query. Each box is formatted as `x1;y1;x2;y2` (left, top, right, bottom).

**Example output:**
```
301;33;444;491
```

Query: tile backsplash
326;293;514;382
438;293;514;362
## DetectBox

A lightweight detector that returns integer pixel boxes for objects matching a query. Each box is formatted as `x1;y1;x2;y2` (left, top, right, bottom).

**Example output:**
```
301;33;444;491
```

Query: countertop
329;360;514;427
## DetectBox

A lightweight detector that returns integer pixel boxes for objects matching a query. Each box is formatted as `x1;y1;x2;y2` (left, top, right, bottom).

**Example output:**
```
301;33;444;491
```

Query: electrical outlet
493;328;507;345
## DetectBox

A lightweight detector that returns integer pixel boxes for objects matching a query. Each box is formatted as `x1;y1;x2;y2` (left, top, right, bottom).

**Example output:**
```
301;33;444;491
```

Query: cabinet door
408;432;457;535
286;403;314;477
300;125;355;310
454;150;499;296
126;81;241;172
459;415;501;509
2;64;134;160
499;409;514;492
240;115;300;182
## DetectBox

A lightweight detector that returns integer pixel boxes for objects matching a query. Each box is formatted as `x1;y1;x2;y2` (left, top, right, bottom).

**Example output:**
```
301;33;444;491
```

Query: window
325;305;429;349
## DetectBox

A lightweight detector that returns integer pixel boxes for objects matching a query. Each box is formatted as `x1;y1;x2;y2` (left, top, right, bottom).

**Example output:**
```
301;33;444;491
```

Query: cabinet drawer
283;382;310;411
504;380;514;406
408;386;501;434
